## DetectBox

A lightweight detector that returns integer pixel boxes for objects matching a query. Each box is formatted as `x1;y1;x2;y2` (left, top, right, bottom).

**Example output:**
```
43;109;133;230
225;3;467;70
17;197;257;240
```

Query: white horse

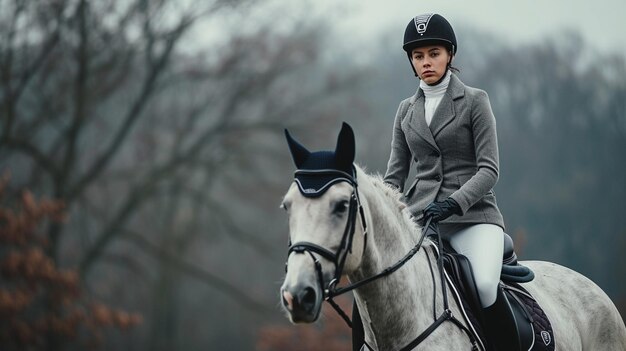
279;126;626;350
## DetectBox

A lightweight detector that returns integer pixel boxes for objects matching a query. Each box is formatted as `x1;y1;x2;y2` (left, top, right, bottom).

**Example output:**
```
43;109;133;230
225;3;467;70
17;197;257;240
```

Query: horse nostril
282;291;294;310
299;287;317;312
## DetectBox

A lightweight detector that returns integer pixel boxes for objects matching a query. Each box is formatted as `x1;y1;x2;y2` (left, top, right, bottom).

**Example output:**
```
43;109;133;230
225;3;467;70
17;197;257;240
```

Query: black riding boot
483;287;522;351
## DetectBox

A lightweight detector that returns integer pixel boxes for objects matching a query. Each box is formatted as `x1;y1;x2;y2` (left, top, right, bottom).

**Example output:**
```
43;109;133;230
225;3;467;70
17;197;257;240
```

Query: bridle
285;169;480;351
287;169;367;312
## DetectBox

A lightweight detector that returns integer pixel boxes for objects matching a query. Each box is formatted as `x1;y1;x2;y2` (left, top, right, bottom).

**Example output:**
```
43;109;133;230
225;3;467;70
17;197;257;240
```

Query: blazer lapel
407;90;439;151
429;92;455;137
430;74;465;138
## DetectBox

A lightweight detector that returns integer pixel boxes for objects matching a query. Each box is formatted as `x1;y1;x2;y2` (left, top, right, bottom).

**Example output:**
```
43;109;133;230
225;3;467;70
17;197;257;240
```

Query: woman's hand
423;198;462;222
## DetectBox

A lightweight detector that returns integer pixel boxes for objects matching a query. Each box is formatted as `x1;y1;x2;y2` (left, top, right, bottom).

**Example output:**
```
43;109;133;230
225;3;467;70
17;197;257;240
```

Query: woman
382;13;520;351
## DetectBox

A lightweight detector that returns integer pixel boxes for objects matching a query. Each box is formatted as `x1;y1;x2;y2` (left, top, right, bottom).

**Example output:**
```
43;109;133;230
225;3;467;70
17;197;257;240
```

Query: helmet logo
414;13;434;35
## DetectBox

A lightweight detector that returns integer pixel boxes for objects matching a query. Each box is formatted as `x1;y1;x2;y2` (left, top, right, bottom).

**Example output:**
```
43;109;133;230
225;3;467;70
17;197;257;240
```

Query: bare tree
1;0;361;348
0;0;227;258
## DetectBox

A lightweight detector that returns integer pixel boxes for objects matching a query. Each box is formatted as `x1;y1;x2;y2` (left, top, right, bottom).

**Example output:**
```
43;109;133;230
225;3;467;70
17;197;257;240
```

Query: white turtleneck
420;70;451;127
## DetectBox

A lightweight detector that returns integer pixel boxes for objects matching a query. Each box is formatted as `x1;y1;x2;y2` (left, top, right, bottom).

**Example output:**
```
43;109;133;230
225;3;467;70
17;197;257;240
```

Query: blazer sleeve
383;100;412;192
449;90;499;214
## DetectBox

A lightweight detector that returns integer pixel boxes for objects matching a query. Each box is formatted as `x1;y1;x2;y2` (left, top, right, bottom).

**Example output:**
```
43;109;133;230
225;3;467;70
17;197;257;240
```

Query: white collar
420;70;451;98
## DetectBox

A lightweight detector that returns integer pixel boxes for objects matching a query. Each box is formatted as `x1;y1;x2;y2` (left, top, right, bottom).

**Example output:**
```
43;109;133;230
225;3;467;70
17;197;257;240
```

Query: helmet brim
403;38;455;54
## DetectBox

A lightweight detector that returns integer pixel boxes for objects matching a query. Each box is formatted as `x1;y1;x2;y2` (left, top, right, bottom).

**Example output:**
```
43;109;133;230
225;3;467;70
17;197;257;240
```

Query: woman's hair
448;48;460;74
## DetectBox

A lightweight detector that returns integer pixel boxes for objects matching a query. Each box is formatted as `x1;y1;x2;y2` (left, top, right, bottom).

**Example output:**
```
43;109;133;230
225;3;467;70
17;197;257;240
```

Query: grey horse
280;161;626;350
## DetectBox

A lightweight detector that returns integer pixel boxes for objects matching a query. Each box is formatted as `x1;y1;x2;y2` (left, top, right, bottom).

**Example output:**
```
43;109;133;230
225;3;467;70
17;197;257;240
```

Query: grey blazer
384;74;505;228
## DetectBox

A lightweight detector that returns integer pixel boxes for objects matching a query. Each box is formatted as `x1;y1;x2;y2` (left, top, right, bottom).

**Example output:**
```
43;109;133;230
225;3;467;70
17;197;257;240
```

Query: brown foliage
256;296;352;351
0;178;142;350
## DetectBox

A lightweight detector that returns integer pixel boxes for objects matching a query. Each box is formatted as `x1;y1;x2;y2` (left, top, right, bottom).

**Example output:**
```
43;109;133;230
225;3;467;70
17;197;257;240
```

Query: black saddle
440;233;554;351
440;233;534;315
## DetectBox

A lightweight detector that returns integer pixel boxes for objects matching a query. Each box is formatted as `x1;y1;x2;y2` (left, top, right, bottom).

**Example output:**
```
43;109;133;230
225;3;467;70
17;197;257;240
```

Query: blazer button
435;175;441;182
432;150;440;157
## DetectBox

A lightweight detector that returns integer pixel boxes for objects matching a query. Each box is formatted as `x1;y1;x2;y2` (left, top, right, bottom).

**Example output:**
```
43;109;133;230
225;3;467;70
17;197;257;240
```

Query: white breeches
439;223;504;308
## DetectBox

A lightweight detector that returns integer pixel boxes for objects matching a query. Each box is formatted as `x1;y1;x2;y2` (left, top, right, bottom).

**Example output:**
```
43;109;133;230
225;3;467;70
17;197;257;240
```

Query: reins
398;223;479;351
286;174;479;350
327;215;432;299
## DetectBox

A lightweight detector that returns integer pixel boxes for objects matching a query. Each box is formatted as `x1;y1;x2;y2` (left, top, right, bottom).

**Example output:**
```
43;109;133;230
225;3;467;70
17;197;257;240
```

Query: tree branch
66;15;195;202
77;140;220;275
3;137;60;179
0;1;24;142
59;0;89;191
179;185;278;257
122;229;272;315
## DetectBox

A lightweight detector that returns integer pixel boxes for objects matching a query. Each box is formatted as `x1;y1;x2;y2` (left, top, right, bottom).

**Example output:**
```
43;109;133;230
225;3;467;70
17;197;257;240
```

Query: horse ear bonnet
285;122;356;197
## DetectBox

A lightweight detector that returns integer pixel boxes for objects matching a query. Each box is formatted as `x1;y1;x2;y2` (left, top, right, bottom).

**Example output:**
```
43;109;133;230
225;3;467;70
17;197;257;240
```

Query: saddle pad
446;276;556;351
504;283;556;351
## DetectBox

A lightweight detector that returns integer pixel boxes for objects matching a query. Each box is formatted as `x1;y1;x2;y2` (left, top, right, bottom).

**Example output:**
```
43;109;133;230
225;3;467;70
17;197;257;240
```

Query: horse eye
333;200;349;215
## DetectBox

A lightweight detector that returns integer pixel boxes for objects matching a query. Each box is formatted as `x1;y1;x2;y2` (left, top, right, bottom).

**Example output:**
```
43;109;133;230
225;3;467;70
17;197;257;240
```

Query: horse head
280;122;367;323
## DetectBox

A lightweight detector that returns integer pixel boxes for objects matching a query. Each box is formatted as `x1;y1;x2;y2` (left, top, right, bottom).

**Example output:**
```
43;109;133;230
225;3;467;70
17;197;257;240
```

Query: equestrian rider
382;13;521;351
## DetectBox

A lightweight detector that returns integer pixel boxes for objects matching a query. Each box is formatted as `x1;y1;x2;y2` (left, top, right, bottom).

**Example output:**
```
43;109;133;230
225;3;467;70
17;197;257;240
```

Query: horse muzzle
281;283;322;323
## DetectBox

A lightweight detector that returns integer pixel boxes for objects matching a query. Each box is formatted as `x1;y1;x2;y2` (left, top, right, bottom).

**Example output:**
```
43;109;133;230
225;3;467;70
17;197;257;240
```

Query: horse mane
354;165;421;238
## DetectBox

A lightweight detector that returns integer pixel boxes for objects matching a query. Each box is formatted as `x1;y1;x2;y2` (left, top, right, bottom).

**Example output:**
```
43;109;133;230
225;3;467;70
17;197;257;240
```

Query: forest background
1;0;625;350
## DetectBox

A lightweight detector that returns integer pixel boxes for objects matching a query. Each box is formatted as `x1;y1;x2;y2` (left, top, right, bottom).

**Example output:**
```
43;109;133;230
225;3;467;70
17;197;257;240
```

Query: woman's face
411;45;452;85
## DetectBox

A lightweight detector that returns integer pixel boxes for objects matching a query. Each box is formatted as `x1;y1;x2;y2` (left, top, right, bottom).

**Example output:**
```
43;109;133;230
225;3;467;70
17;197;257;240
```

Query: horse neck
349;174;438;347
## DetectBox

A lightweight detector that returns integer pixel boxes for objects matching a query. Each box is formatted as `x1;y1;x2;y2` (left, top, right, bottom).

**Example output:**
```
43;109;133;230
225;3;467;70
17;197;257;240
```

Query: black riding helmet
403;13;457;77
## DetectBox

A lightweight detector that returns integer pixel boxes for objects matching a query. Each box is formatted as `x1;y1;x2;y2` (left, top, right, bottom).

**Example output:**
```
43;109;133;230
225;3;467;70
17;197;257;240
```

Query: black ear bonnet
285;122;356;197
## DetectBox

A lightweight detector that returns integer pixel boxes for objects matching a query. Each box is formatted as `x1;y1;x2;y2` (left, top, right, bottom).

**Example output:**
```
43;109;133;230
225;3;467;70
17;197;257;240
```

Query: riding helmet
403;13;457;77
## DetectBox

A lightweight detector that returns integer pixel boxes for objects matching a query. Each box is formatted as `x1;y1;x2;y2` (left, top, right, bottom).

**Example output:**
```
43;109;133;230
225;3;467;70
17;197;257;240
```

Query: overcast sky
318;0;626;56
188;0;626;61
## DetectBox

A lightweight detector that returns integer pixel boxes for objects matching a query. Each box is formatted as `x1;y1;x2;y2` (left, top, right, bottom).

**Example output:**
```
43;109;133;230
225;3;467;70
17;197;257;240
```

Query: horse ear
335;122;355;167
285;129;310;168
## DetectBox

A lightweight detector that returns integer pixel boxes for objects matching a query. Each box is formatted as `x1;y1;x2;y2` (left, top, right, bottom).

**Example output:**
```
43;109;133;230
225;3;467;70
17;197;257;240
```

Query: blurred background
1;0;625;350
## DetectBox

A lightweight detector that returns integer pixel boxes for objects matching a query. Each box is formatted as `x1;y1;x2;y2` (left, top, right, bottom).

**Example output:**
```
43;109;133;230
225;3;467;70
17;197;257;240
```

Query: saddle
438;233;555;351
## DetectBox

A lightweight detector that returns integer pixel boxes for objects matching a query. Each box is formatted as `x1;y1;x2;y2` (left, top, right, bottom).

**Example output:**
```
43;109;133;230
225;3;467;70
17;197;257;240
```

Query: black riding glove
423;198;462;223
